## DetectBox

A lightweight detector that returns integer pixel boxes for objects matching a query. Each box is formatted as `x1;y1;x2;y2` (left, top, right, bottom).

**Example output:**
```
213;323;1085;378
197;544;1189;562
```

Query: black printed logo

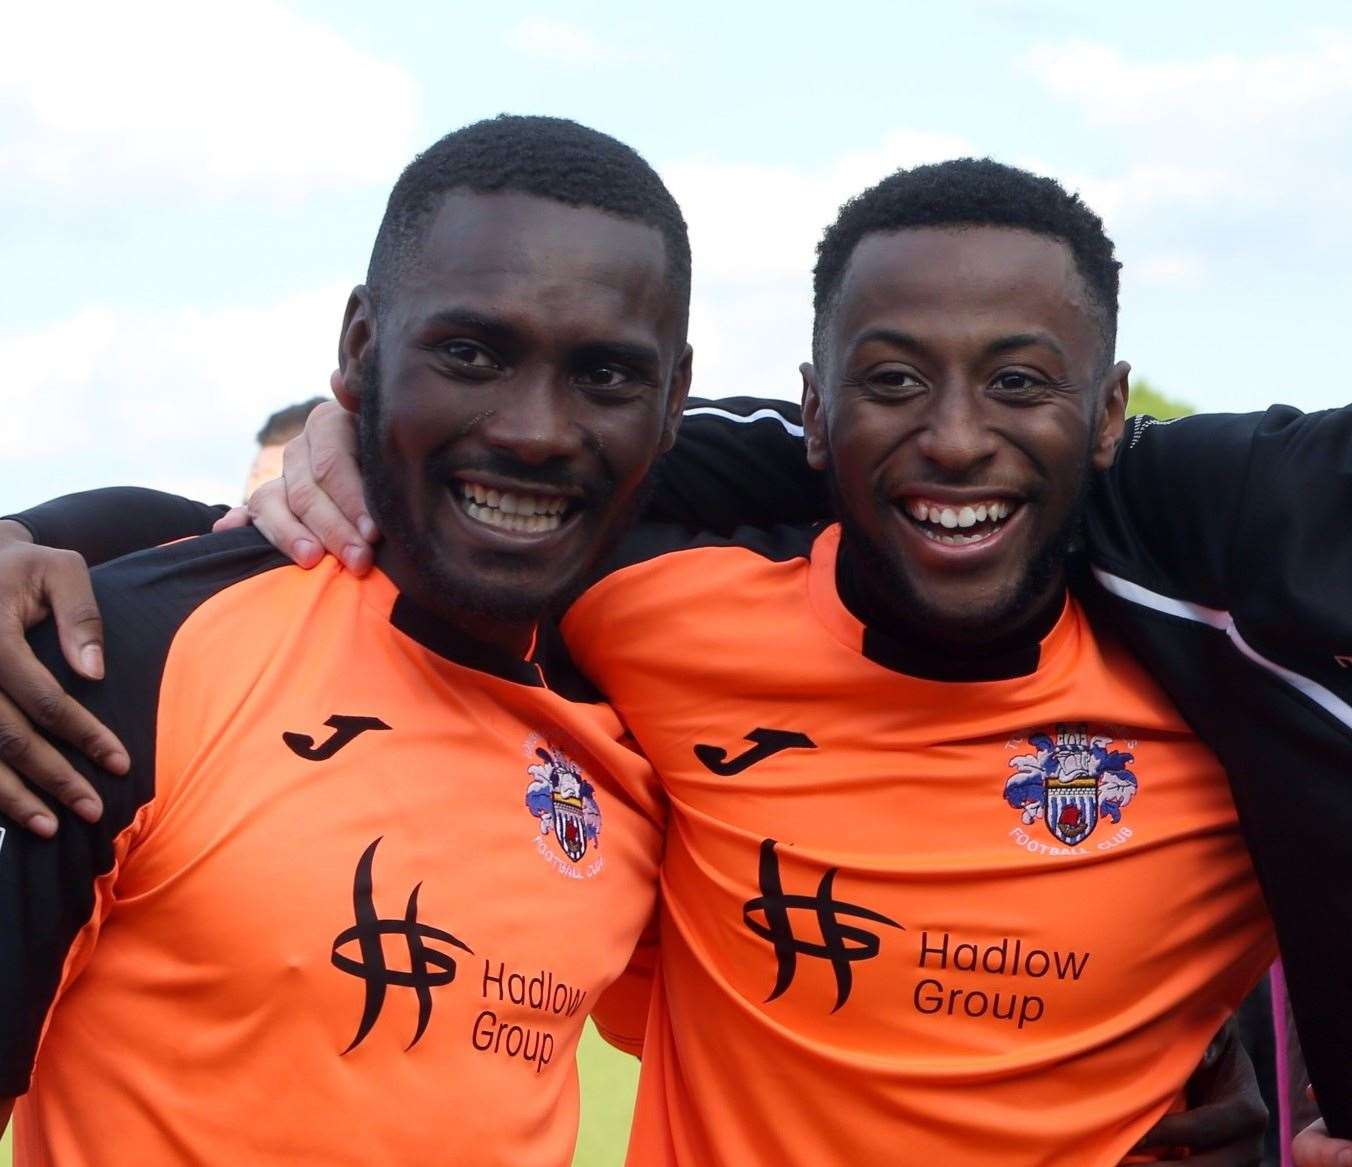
284;715;392;761
694;728;817;775
331;837;472;1053
742;838;901;1012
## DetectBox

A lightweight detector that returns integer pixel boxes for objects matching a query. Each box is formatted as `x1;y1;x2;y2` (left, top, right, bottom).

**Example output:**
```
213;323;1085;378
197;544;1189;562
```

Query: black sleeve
1086;411;1262;608
4;487;229;567
1088;404;1352;665
0;573;161;1094
1083;403;1352;1136
0;531;284;1094
645;397;829;531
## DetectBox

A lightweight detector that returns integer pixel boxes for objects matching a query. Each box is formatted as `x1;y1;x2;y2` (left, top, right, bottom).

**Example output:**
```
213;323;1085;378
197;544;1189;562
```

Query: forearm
647;397;829;531
0;520;33;545
4;487;229;567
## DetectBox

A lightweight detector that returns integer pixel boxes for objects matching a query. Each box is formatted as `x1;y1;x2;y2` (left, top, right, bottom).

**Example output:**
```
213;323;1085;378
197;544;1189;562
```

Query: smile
901;497;1020;546
457;481;577;535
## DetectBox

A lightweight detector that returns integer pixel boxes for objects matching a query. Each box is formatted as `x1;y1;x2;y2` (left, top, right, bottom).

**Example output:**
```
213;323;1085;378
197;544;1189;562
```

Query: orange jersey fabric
566;523;1275;1167
7;532;662;1165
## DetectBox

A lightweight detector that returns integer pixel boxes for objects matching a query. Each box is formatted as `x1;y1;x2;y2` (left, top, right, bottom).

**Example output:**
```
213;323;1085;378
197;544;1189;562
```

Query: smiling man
4;158;1350;1163
0;115;692;1165
555;163;1281;1163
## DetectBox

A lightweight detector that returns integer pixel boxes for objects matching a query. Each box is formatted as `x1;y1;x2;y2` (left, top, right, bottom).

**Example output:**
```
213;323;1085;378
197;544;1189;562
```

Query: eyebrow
850;327;926;354
418;308;661;368
984;332;1068;361
576;340;662;369
418;307;519;345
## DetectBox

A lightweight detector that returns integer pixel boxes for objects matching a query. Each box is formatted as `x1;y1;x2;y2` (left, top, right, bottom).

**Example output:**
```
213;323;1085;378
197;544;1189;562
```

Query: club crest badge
1003;723;1138;846
524;742;602;867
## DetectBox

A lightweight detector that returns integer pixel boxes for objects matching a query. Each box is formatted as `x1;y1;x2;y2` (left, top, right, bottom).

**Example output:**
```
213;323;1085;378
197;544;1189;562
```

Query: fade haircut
812;158;1121;370
367;114;691;333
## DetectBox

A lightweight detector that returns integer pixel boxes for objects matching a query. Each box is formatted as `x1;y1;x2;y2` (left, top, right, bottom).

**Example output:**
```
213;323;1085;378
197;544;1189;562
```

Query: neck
836;539;1065;665
375;542;536;658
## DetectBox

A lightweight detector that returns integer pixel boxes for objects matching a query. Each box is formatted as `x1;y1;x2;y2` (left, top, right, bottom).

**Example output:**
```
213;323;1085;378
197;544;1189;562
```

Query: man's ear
1091;360;1131;471
659;344;694;454
333;286;376;415
800;362;830;471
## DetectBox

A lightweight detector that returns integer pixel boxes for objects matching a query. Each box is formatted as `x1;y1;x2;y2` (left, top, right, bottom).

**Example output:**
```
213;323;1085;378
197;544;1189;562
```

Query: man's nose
914;388;998;473
480;374;584;466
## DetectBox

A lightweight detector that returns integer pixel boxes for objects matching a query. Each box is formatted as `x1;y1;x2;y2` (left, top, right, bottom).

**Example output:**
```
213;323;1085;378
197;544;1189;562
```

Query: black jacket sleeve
647;397;829;531
1083;404;1352;1137
4;488;229;567
0;564;164;1093
0;531;287;1095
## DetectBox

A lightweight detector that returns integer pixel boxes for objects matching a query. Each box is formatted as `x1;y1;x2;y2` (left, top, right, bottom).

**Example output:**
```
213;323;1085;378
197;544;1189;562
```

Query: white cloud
666;129;974;284
506;18;632;65
0;284;349;510
1028;35;1352;129
0;0;420;205
1024;35;1352;221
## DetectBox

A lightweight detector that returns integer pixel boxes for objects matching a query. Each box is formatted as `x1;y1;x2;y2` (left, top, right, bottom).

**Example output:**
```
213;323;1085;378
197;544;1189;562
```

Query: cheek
594;408;666;489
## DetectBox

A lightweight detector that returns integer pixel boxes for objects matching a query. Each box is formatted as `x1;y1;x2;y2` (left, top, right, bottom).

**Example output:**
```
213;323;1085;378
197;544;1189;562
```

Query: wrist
0;518;35;545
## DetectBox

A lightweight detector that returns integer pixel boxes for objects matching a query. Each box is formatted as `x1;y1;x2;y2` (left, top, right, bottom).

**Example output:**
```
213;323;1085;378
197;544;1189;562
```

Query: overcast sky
4;0;1350;512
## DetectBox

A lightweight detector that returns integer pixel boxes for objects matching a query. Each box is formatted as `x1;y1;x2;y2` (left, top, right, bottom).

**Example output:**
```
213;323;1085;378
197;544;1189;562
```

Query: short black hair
256;397;327;446
367;114;691;333
812;158;1120;368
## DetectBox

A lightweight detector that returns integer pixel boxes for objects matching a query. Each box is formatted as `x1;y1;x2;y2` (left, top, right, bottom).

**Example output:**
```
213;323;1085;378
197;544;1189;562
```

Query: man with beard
0;115;694;1164
3;161;1346;1161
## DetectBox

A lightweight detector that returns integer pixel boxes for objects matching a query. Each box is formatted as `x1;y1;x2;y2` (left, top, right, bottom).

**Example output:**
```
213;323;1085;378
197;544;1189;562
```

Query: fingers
43;549;105;680
0;641;128;775
211;505;252;532
1133;1099;1267;1153
246;479;323;569
1293;1119;1352;1167
0;691;108;833
1148;1142;1266;1167
281;406;374;574
306;401;378;543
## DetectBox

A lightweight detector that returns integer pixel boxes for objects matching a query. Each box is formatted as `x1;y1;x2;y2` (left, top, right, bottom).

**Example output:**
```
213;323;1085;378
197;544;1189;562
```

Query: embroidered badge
1003;723;1138;846
524;740;603;876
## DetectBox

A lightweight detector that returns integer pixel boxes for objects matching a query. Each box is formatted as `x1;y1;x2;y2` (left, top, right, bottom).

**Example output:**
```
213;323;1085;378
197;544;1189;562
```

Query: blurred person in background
245;398;328;499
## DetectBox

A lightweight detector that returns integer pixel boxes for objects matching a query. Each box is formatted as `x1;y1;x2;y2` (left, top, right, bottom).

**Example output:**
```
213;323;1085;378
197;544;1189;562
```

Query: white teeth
919;527;991;545
904;497;1017;538
458;483;571;534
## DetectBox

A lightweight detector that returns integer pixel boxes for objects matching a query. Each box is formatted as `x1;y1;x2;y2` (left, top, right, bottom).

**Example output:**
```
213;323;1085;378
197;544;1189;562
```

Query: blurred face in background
244;442;288;500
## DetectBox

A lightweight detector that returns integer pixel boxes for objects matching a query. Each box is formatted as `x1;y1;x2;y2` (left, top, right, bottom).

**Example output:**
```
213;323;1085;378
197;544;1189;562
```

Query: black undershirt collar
836;545;1065;683
388;593;603;703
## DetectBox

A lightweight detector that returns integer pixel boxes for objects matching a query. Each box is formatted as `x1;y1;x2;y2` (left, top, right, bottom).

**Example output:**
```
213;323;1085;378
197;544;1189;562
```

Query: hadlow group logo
524;739;603;877
1002;724;1139;846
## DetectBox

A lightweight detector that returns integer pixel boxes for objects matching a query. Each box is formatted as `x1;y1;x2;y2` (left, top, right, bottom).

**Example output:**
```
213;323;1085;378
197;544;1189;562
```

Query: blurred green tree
1126;377;1194;419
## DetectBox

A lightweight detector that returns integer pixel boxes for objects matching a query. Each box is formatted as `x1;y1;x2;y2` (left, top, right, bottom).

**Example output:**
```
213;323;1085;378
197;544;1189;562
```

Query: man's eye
864;368;924;394
442;341;498;369
991;371;1044;393
576;365;632;390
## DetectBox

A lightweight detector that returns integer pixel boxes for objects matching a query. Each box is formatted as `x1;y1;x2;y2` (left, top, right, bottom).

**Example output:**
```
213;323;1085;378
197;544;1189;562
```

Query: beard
829;452;1091;650
356;356;653;627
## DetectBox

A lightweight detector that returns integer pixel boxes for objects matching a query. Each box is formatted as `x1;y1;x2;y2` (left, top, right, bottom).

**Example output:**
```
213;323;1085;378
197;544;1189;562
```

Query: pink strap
1271;961;1293;1167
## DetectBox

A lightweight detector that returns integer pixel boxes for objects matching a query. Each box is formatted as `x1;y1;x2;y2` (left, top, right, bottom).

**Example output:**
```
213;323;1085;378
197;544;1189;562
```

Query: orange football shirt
2;531;662;1166
566;522;1275;1166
